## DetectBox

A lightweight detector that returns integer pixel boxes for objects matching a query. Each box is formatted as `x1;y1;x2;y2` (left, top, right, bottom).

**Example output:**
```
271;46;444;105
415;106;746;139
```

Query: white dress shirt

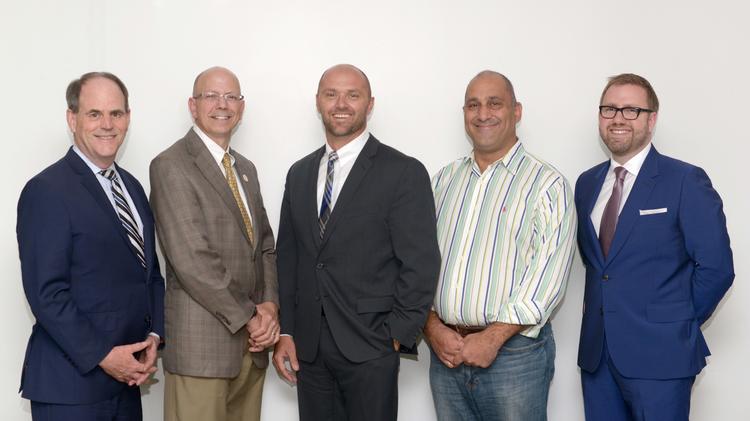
316;130;370;213
590;143;652;237
193;125;253;226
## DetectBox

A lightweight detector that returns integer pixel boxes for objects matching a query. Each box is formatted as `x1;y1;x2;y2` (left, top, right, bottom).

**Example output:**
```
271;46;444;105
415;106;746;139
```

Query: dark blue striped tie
100;169;147;268
318;151;339;239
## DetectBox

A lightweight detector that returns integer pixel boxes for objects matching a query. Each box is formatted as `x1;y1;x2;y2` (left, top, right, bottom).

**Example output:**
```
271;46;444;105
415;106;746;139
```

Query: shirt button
316;263;324;269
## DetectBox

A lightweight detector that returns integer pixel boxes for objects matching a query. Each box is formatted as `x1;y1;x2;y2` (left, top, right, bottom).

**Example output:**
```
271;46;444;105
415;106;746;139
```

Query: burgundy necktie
599;166;628;258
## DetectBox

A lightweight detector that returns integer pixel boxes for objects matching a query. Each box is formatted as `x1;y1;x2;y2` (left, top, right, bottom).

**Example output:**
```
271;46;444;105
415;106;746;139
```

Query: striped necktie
318;151;339;239
99;169;146;268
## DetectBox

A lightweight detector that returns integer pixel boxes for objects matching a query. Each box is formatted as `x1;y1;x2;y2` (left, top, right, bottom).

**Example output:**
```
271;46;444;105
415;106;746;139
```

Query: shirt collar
324;129;369;161
609;142;651;177
193;125;234;166
72;145;116;174
467;140;526;176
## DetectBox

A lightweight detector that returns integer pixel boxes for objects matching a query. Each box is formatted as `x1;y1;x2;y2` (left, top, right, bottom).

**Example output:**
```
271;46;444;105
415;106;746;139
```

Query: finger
252;329;274;344
126;340;152;353
250;324;272;340
142;348;157;367
288;352;300;372
133;373;148;386
275;357;296;383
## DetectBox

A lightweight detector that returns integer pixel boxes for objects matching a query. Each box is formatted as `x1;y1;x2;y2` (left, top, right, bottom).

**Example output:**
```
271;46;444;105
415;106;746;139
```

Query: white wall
1;1;747;419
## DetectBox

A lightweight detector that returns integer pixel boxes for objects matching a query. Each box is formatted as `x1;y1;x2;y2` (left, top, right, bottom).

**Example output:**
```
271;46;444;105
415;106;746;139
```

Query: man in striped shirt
424;71;577;421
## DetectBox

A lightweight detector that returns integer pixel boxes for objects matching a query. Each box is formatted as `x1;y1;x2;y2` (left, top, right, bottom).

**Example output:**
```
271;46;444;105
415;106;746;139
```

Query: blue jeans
429;323;555;421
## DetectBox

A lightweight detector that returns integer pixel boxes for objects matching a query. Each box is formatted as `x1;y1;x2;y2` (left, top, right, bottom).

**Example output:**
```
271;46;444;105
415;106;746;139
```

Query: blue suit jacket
17;148;165;404
575;147;733;379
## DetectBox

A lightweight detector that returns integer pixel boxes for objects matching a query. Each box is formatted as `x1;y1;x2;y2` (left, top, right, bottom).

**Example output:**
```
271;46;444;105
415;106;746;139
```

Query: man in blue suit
17;72;165;421
575;73;734;420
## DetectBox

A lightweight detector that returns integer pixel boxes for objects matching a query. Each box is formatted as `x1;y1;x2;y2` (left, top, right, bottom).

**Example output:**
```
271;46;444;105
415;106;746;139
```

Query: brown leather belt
444;324;486;337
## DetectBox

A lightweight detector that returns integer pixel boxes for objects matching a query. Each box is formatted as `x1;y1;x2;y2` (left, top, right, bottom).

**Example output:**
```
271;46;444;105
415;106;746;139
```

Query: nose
334;94;348;109
216;95;229;108
100;114;114;129
477;104;492;120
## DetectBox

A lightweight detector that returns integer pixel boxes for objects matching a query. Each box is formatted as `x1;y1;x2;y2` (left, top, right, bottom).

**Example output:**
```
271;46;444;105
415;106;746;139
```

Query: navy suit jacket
277;136;440;363
575;147;733;379
17;148;165;404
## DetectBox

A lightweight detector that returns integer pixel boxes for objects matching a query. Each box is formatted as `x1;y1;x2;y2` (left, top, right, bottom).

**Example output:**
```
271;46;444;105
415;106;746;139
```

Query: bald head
188;66;244;149
317;64;371;98
466;70;517;105
192;66;241;97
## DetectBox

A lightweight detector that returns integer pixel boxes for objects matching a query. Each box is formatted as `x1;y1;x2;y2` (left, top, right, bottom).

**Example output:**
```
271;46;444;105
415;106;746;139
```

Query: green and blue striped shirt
432;142;577;338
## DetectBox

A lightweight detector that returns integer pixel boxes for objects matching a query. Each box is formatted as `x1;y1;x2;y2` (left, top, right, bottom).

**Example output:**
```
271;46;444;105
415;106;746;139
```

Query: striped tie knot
100;168;117;181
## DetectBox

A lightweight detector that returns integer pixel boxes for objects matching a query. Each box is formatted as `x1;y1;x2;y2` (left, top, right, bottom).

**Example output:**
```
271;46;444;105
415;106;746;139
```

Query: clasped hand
99;335;159;386
247;301;280;352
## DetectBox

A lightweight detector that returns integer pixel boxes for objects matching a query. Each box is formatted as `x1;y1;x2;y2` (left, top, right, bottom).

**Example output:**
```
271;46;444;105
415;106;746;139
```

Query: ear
513;102;523;124
648;111;658;132
367;96;375;115
66;109;77;134
315;94;322;114
237;99;245;121
188;97;198;119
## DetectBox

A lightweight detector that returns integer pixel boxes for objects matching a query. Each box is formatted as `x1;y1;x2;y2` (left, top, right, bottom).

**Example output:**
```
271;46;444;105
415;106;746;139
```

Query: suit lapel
308;147;326;248
584;162;609;267
319;136;378;248
605;147;660;264
186;130;253;246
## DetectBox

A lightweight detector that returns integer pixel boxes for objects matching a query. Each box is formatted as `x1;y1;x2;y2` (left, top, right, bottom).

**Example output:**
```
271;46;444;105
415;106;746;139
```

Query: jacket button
215;311;229;325
602;275;609;281
316;263;324;269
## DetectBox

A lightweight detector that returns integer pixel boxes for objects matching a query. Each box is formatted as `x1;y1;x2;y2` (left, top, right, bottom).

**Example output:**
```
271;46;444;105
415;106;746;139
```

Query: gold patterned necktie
222;153;255;247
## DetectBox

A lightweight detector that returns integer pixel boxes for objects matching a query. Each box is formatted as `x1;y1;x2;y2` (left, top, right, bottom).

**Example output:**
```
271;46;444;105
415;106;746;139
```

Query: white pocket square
639;208;668;216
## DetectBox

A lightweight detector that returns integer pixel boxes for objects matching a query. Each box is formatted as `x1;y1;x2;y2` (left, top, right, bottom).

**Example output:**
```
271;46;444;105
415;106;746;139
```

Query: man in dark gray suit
272;64;441;421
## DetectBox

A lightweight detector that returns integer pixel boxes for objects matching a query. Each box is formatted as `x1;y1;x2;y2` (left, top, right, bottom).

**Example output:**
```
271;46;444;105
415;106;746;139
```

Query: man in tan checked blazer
150;66;279;421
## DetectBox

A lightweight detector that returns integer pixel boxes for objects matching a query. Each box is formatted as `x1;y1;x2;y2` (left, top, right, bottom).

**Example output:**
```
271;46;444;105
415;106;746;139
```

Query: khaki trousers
164;352;266;421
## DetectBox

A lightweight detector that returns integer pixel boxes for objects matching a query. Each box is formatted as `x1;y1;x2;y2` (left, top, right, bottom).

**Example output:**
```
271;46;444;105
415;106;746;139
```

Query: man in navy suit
575;73;734;420
17;72;165;421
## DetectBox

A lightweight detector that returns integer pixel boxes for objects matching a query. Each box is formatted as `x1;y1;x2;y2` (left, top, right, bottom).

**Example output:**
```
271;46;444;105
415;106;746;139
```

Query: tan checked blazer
150;129;278;377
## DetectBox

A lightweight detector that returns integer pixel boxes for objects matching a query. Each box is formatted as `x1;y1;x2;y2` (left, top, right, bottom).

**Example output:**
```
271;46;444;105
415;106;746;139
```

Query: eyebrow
465;96;504;103
84;108;127;114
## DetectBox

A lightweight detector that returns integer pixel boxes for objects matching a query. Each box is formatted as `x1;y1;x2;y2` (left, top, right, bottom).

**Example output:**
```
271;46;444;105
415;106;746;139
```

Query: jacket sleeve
277;169;298;336
384;158;441;349
680;166;734;324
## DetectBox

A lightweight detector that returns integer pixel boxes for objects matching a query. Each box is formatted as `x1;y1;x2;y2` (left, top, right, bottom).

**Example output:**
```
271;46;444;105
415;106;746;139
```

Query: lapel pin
242;174;248;182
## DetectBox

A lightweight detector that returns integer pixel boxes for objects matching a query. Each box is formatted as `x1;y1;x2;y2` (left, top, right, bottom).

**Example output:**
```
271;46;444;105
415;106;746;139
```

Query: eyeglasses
193;92;245;102
599;106;654;120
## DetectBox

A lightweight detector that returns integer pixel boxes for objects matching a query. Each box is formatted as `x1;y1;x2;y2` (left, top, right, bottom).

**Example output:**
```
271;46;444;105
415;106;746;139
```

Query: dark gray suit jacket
277;135;440;363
